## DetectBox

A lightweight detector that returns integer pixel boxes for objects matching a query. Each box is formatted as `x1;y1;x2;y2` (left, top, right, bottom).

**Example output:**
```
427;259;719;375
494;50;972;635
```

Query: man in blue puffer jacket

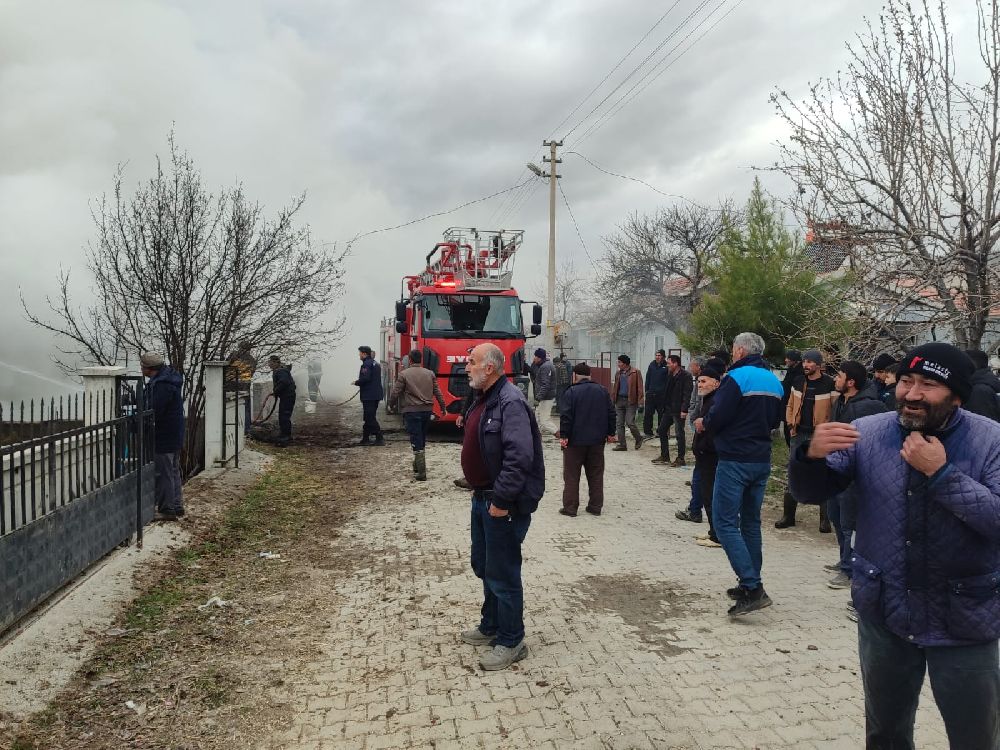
790;342;1000;749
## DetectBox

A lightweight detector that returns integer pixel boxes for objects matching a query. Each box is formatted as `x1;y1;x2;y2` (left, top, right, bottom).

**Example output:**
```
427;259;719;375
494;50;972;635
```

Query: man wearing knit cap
558;362;617;516
790;342;1000;748
872;353;898;406
531;348;557;435
140;352;185;520
780;348;835;532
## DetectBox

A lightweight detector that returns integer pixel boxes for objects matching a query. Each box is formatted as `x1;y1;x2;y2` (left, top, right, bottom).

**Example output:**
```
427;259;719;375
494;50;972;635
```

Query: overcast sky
3;0;970;402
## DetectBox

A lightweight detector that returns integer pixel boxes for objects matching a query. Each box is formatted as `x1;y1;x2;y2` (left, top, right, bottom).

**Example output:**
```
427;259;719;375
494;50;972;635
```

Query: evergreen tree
679;179;850;360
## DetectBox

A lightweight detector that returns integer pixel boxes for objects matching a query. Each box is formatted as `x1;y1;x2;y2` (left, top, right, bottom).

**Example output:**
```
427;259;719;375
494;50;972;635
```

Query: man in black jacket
653;355;693;467
643;350;669;437
964;349;1000;421
268;355;296;446
691;361;724;546
353;345;385;446
825;361;887;592
141;352;185;520
558;362;617;517
781;350;803;446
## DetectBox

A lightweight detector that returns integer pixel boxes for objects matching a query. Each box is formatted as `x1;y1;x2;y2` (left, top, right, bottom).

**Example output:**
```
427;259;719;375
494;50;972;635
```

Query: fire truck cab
380;227;542;423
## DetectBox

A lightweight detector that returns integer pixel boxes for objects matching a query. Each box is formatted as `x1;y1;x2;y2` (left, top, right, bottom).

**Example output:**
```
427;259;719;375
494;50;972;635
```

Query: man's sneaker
585;507;601;516
727;587;773;617
694;532;711;541
670;457;687;467
726;586;743;601
372;436;386;446
460;627;495;646
823;562;841;572
479;641;528;671
634;435;644;449
675;509;702;523
846;602;858;623
828;572;851;590
651;456;670;464
154;510;183;522
454;477;471;489
558;508;577;517
696;537;722;548
612;445;628;452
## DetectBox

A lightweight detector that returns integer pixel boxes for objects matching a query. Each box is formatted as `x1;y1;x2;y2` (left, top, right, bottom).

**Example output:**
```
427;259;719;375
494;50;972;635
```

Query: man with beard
779;349;835;532
825;361;887;594
789;343;1000;748
652;354;693;467
459;343;545;671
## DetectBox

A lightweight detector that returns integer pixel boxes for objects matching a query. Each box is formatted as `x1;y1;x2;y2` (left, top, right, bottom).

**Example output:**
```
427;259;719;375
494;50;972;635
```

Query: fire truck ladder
420;227;523;292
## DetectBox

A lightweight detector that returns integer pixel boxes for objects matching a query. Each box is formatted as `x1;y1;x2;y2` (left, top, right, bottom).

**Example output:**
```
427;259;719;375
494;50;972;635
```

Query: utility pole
543;140;562;352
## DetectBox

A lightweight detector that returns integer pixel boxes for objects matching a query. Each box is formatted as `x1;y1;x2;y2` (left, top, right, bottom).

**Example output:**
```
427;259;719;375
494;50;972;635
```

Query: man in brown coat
610;354;644;451
389;350;446;480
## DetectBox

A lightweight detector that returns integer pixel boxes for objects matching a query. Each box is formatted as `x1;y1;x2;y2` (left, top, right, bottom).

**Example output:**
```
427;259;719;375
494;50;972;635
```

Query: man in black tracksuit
268;355;296;446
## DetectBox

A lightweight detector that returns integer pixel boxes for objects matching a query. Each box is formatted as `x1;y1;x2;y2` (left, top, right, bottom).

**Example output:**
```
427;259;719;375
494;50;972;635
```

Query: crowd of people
442;334;999;747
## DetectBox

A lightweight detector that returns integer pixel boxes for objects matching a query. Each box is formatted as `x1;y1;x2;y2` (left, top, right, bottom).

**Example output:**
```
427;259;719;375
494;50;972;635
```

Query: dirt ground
1;401;405;750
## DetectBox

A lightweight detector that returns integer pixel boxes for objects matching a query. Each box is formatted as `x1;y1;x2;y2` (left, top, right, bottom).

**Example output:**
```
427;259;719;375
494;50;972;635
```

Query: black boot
819;501;832;533
775;492;797;529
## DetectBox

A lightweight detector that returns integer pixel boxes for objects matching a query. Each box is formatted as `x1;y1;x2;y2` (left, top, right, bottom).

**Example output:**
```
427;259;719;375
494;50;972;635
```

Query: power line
574;0;747;147
561;0;719;142
547;1;684;139
566;150;716;211
557;179;600;273
346;177;538;248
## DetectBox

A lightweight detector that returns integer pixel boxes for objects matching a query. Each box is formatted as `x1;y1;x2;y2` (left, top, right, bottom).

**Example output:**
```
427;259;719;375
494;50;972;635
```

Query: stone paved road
264;423;949;749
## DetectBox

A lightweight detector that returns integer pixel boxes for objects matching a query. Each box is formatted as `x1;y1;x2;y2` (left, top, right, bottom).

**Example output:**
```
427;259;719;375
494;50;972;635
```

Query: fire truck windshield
422;294;523;338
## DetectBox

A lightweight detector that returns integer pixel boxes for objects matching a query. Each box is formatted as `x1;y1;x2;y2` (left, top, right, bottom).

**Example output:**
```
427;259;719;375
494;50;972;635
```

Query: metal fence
0;377;155;635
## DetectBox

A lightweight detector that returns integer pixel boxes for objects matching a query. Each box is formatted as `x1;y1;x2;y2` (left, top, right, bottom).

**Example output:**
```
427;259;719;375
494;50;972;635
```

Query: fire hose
253;390;360;425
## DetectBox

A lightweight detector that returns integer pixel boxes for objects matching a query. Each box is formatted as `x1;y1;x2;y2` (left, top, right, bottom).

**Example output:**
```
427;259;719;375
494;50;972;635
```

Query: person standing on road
696;332;783;617
558;362;617;517
459;343;545;671
691;361;724;548
268;355;297;446
353;345;385;446
389;349;446;481
653;355;693;467
610;355;644;451
531;348;557;435
141;352;185;521
554;354;572;413
643;350;669;438
307;359;323;402
778;349;835;532
824;361;887;593
789;343;1000;749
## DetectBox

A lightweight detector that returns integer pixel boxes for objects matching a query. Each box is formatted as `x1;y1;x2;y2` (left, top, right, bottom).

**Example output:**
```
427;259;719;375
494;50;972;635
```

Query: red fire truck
379;227;542;423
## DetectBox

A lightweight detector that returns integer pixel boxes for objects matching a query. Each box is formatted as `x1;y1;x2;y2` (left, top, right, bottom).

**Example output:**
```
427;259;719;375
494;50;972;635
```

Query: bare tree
23;134;347;472
587;202;738;338
773;0;1000;349
531;259;586;324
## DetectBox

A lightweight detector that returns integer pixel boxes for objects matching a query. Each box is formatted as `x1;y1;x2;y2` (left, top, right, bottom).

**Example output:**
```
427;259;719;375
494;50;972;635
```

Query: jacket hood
853;380;881;402
151;366;183;388
971;367;1000;393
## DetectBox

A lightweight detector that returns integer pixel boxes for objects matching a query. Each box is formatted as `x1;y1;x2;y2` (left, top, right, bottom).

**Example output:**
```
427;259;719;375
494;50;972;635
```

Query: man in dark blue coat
459;343;544;671
643;349;669;437
353;345;384;446
558;362;617;517
141;352;185;520
791;342;1000;748
268;355;296;446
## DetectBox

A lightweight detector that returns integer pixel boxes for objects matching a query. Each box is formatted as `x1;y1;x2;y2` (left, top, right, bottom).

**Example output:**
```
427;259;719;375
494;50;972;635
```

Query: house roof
804;242;850;274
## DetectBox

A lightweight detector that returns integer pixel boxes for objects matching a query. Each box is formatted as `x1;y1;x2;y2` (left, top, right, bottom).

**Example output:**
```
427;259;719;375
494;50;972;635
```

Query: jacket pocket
850;552;884;623
946;571;1000;642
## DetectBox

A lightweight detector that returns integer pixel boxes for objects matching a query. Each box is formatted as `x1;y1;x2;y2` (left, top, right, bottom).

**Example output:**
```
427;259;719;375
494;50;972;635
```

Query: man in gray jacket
389;350;446;481
531;348;557;435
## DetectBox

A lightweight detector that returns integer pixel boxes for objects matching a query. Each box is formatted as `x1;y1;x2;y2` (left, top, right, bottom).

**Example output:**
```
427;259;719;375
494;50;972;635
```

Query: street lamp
526;162;545;177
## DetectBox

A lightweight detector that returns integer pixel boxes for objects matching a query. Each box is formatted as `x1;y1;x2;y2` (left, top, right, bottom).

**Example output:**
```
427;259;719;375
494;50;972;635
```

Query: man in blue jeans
696;333;783;617
459;343;545;671
388;350;446;481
